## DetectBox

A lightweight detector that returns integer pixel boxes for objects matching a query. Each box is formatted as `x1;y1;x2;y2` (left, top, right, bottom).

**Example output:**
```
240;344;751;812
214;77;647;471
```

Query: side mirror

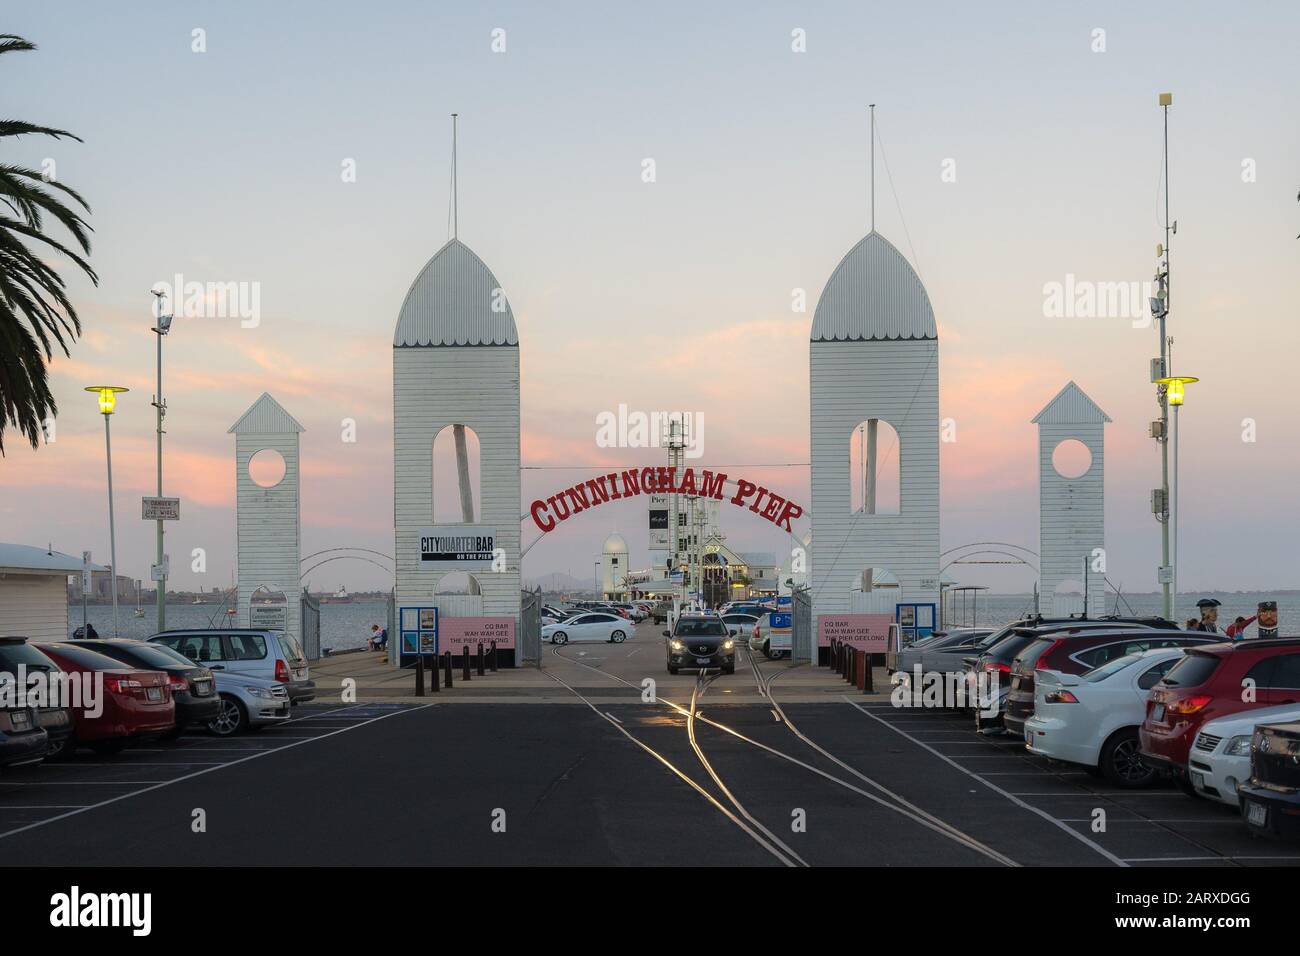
662;630;671;638
729;630;738;637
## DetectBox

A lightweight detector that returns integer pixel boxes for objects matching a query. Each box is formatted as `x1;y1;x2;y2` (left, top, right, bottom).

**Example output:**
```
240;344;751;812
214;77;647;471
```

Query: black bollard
415;651;425;697
488;640;498;672
462;645;472;681
443;651;453;689
476;641;485;676
429;652;440;693
863;653;874;694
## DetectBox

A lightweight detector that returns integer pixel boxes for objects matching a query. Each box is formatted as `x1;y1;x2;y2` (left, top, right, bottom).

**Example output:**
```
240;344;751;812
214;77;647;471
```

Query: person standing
1195;598;1222;634
1226;615;1256;640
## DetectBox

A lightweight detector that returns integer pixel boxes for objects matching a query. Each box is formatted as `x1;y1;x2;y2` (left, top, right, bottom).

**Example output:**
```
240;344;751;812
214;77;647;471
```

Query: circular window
1051;439;1092;479
248;448;287;488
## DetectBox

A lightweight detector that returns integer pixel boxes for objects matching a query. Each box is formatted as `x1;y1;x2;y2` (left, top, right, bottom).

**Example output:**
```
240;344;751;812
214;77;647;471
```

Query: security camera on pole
150;289;175;630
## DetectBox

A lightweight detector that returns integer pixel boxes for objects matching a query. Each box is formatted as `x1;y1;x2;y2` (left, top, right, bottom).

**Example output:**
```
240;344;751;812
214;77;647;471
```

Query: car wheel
208;695;248;737
90;739;128;756
1099;728;1156;788
45;735;74;761
723;663;735;674
667;664;679;674
552;632;568;646
610;630;626;643
763;640;773;660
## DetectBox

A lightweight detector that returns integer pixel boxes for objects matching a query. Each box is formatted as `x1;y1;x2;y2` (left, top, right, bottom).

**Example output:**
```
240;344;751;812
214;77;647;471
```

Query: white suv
150;629;315;705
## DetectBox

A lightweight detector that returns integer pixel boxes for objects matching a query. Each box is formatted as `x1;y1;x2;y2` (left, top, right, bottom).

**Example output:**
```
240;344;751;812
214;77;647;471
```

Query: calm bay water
68;601;389;652
68;591;1300;650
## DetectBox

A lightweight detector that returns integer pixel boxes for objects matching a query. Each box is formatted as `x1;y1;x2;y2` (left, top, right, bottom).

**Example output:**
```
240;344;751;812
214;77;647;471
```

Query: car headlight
247;687;276;699
1226;735;1252;756
723;639;734;650
670;640;684;651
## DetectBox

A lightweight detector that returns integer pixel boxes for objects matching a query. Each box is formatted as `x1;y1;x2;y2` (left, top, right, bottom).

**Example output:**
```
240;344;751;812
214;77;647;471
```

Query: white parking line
0;805;90;809
0;781;169;785
844;697;1129;867
0;703;432;841
1125;854;1300;863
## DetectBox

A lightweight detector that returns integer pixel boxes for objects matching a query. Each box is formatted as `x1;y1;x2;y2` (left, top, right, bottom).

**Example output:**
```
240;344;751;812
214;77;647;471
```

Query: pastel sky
2;1;1298;598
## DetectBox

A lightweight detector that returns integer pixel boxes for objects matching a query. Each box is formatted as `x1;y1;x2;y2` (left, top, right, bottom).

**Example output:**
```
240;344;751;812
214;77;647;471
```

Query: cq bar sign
419;526;497;569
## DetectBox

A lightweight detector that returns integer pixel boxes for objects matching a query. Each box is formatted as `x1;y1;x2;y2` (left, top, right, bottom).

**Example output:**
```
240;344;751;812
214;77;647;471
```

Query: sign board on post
150;554;170;582
817;614;893;652
647;494;669;549
142;497;181;521
398;606;439;658
418;526;497;570
438;617;515;654
80;551;92;596
250;604;287;631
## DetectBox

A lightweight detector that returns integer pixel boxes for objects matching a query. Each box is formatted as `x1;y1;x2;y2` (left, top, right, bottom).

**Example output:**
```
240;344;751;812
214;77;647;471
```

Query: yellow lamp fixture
1156;376;1198;406
84;385;129;415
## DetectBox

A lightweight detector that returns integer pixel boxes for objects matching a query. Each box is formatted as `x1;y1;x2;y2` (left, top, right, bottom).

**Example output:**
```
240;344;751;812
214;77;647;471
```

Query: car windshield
1081;653;1145;683
975;623;1021;650
676;619;727;637
1160;653;1220;688
41;643;131;671
1013;638;1056;671
278;635;304;661
0;642;57;674
96;642;193;670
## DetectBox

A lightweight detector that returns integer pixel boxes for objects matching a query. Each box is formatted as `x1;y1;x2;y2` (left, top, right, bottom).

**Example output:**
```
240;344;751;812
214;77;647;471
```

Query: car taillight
104;677;143;694
1167;694;1213;715
167;674;189;693
275;659;290;682
1034;640;1064;669
1044;690;1079;704
984;662;1011;674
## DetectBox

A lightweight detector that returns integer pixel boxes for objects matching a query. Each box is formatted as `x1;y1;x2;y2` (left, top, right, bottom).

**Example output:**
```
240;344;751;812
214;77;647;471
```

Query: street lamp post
1157;376;1198;617
151;292;174;630
86;386;128;636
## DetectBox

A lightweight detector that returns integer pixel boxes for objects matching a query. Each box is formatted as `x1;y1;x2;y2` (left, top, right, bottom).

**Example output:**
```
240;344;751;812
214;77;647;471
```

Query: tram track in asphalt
546;641;1020;865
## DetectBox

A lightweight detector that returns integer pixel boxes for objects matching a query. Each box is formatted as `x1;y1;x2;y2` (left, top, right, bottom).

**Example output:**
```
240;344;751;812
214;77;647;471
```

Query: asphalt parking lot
0;623;1296;867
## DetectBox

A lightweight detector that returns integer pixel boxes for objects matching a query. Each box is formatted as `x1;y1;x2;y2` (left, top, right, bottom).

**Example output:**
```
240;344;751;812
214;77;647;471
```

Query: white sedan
1024;647;1189;787
720;613;761;641
1188;703;1300;806
543;612;631;645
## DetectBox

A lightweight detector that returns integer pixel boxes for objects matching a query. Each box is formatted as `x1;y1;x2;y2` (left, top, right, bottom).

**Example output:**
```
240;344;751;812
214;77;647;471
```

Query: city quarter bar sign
418;526;497;569
529;468;805;534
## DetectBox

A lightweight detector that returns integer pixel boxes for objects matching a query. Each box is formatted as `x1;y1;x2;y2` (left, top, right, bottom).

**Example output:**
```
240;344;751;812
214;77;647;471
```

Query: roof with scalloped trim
811;231;937;342
394;239;518;347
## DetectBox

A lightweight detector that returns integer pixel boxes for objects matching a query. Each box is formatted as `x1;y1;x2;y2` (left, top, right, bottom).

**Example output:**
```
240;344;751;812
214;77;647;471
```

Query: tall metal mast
1153;93;1174;619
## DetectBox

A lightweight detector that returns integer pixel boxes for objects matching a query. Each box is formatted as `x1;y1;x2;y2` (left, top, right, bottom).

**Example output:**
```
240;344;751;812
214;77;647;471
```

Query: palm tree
0;34;96;454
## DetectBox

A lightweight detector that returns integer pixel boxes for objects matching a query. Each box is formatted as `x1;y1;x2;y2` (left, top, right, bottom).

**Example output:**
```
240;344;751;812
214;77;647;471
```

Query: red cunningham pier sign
817;614;893;652
529;467;804;534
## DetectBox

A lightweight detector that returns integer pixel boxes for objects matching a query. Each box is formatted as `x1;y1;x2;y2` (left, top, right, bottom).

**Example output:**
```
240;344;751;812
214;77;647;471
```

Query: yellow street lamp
1155;376;1198;616
85;386;128;635
1157;375;1198;406
85;385;128;415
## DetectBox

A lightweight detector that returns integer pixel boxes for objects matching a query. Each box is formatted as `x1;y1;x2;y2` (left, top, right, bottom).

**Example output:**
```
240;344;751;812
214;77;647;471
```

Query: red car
1140;638;1300;787
36;642;175;756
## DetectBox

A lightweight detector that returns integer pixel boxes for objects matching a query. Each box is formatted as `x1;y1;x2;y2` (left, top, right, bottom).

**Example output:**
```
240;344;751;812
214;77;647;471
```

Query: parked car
720;613;761;642
608;603;647;622
665;614;736;674
649;601;671;625
35;642;175;756
888;628;991;677
150;629;315;705
1024;647;1191;786
68;639;219;739
1239;721;1300;839
543;612;630;645
0;637;72;759
1003;629;1214;740
1140;638;1300;790
1187;703;1300;806
0;663;47;769
208;674;292;736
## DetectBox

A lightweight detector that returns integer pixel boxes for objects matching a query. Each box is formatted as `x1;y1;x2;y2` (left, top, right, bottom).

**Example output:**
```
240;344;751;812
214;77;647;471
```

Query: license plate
1191;771;1206;789
194;681;212;696
11;712;29;729
1151;703;1165;721
695;657;712;665
1025;728;1033;744
146;687;162;702
1246;801;1268;827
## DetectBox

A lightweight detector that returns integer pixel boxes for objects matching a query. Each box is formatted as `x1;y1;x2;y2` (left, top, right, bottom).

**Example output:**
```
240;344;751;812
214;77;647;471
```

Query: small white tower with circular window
601;533;629;598
1032;381;1110;615
229;392;305;644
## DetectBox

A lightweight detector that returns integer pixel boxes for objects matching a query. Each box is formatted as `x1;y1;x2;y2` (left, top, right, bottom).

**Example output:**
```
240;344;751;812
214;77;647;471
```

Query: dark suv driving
665;615;737;674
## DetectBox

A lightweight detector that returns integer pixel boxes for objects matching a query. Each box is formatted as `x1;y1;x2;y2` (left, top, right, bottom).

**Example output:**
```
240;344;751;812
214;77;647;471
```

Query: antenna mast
451;112;459;239
869;103;876;232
